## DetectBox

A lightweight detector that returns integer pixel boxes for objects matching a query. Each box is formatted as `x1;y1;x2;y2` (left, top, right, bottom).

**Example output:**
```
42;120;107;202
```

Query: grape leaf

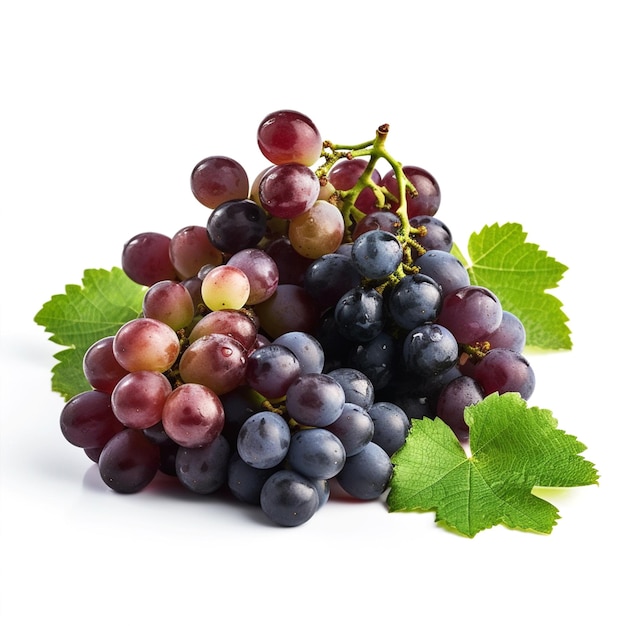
387;393;599;537
452;223;571;350
34;267;145;400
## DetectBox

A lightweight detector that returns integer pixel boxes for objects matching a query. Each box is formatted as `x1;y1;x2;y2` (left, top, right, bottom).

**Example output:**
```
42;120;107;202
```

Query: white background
1;1;623;624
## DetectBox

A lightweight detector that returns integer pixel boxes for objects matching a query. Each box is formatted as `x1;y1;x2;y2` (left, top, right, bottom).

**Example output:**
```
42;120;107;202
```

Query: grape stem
317;124;425;284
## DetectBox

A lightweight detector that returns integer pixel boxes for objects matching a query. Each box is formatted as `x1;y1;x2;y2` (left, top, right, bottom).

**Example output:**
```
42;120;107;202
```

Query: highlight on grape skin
51;108;543;528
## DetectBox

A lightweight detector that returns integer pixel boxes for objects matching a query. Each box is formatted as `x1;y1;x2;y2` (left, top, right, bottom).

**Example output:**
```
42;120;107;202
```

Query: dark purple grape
260;469;320;527
410;215;453;252
207;199;267;254
481;310;526;352
122;232;178;287
285;373;345;427
98;429;161;494
334;286;385;343
403;323;459;378
387;273;443;330
473;349;535;400
326;367;375;410
351;230;403;280
416;250;470;297
325;403;374;457
175;435;231;494
335;442;393;500
246;343;302;400
437;285;503;345
303;253;361;311
368;402;410;456
436;375;485;442
60;390;125;449
287;428;346;480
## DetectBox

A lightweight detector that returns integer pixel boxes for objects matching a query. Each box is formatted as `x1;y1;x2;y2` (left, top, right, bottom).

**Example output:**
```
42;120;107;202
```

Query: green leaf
387;393;599;537
455;223;571;350
34;267;145;400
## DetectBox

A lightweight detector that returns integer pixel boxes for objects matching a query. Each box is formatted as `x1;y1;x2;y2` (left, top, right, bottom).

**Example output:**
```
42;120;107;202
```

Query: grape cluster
60;109;535;527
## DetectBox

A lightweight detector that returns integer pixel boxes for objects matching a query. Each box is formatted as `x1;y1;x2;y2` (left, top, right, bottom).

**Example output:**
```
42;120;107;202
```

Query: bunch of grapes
60;110;535;527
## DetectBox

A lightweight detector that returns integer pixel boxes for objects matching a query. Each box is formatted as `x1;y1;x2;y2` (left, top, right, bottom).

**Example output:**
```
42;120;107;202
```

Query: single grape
83;336;129;394
403;323;459;378
263;236;313;286
142;279;195;331
169;224;223;280
237;411;291;470
122;232;178;286
480;310;526;352
111;370;172;429
288;200;345;259
175;435;231;495
325;402;374;457
257;109;323;166
346;331;398;391
351;230;403;280
311;478;331;509
326;367;375;410
190;155;249;209
201;264;250;311
178;333;248;395
260;469;320;527
352;210;401;240
436;285;503;345
227;453;279;505
219;386;266;447
435;375;485;442
60;389;125;449
161;382;225;448
287;428;346;480
285;373;345;427
415;249;470;298
335;442;393;500
253;284;320;339
245;343;302;400
303;253;361;311
381;165;441;218
113;317;180;373
258;163;320;219
272;331;325;375
206;199;267;254
368;401;410;456
98;429;161;494
472;348;535;400
334;286;385;343
409;215;452;252
387;273;443;330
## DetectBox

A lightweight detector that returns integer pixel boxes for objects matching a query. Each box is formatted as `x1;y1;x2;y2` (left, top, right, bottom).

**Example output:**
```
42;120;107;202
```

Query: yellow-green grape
201;265;251;311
